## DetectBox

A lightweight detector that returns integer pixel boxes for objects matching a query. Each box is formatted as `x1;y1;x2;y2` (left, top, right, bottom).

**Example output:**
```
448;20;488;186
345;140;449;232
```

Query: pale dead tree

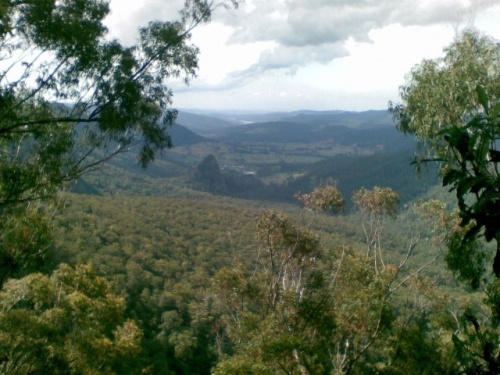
257;211;321;310
353;187;399;274
213;198;451;374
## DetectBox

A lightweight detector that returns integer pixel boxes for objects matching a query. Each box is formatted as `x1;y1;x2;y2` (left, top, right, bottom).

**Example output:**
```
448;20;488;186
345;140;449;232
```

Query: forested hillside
53;195;262;373
51;190;464;374
49;174;492;374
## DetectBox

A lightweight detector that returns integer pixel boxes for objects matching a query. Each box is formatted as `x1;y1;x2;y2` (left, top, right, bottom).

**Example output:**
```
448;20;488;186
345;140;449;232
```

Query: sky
105;0;500;112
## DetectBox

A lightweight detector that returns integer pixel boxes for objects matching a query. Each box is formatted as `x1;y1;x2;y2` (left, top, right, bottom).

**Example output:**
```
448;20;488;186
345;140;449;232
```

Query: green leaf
462;224;482;243
491;102;500;119
442;169;463;187
469;176;490;195
476;85;489;114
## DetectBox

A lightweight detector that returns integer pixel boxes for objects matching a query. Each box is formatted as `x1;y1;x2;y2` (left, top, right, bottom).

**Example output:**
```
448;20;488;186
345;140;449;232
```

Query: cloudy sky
105;0;500;112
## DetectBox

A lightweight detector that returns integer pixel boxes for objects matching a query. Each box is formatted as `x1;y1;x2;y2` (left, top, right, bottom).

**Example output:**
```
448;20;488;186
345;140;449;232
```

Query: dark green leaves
441;168;463;188
18;0;109;67
476;85;489;114
0;208;54;286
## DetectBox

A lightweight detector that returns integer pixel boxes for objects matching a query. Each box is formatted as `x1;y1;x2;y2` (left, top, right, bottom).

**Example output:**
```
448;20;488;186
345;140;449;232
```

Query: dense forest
2;1;500;374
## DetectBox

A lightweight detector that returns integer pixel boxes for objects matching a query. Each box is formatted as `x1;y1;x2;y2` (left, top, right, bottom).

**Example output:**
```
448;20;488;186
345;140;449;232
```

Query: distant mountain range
211;121;412;151
229;109;393;128
76;108;438;205
175;109;393;132
172;109;410;153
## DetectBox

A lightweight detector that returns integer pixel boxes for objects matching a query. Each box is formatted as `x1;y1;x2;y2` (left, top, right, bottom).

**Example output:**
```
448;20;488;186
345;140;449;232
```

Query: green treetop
391;29;500;285
392;29;500;374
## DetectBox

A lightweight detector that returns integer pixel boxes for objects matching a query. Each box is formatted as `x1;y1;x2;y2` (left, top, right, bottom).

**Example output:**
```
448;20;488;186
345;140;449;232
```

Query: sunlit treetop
390;30;500;159
392;29;500;285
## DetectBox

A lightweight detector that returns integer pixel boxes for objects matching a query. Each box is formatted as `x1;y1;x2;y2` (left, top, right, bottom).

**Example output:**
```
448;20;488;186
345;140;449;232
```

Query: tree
0;0;238;208
391;29;500;374
353;186;399;274
212;211;395;375
0;263;142;374
0;207;55;286
297;184;345;214
390;29;500;286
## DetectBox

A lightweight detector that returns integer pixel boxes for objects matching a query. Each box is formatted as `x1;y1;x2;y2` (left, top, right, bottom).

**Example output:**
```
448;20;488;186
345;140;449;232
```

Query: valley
76;109;439;205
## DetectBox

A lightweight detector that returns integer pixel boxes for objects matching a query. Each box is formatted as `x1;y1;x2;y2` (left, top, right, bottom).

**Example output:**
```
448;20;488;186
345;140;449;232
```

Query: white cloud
189;23;275;85
106;0;500;111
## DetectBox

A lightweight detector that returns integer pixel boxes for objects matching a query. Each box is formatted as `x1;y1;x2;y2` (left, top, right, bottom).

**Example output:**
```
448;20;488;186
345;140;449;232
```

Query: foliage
0;263;141;374
0;0;237;208
51;189;466;374
353;187;399;220
390;29;500;283
353;187;399;273
0;206;55;286
53;194;261;374
392;29;500;374
297;184;345;213
212;211;397;374
390;30;500;159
